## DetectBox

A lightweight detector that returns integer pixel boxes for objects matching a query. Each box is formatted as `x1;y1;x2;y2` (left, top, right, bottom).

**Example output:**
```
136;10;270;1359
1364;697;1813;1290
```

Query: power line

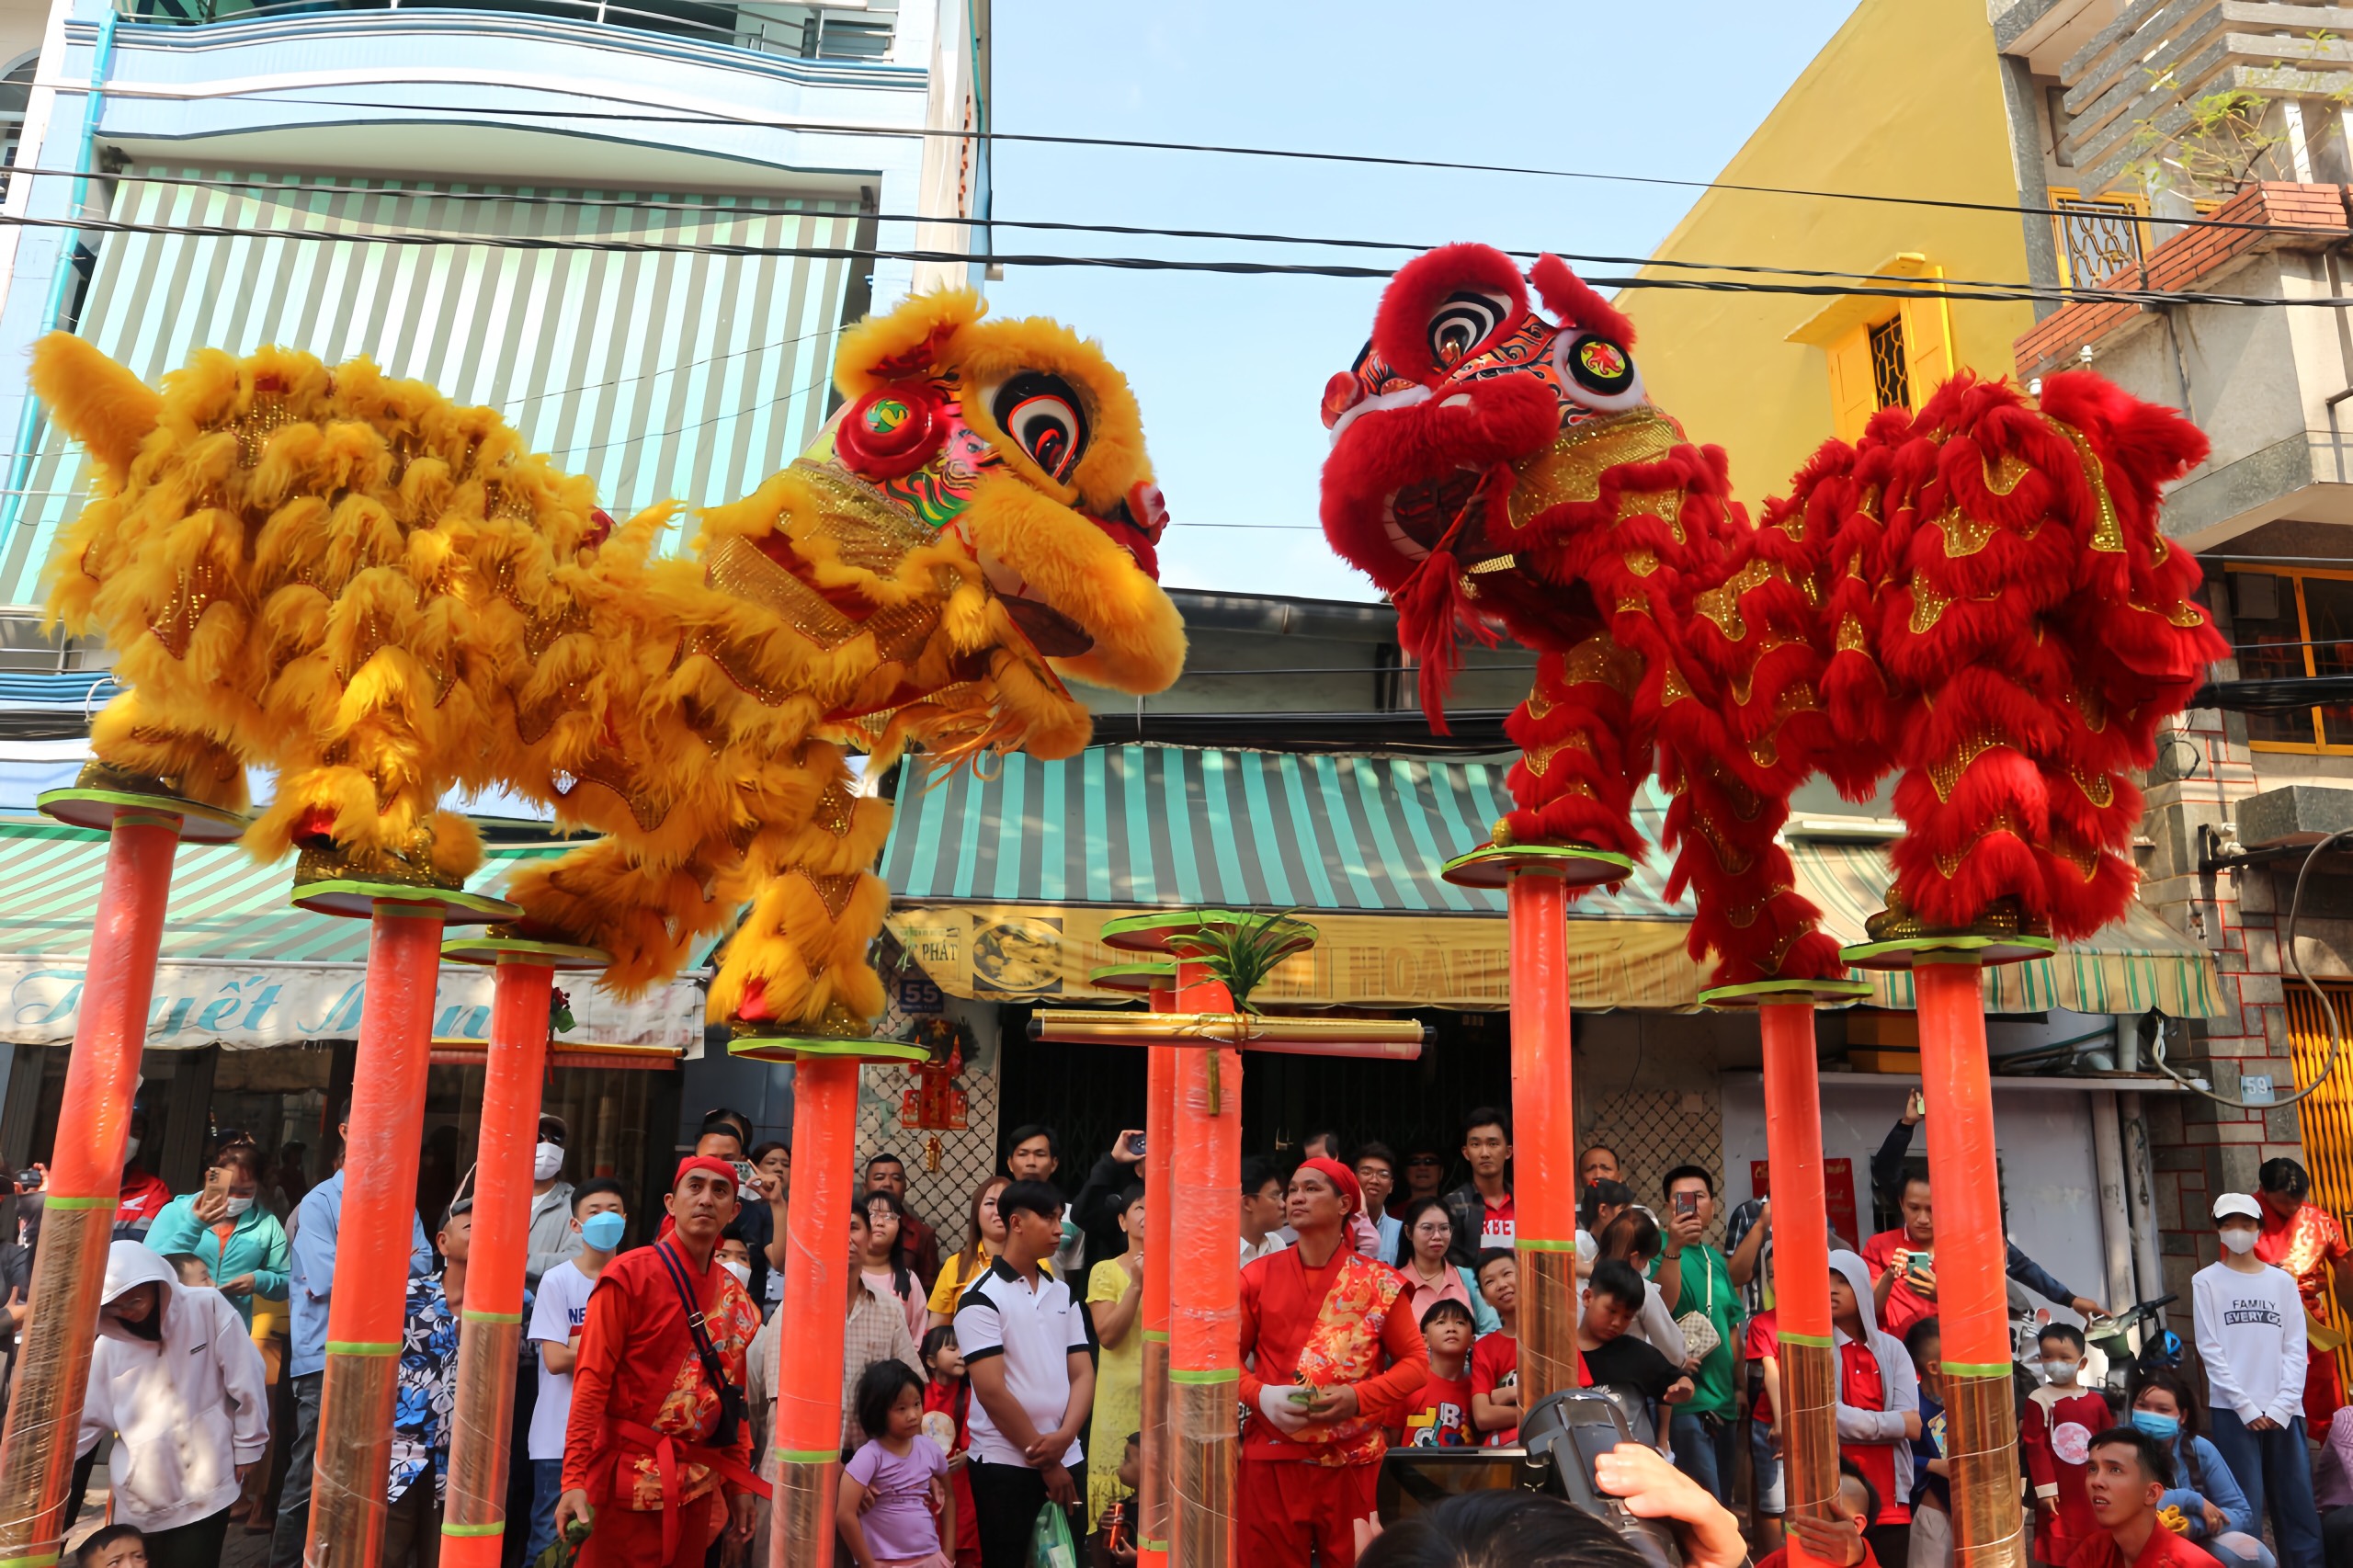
34;79;2353;247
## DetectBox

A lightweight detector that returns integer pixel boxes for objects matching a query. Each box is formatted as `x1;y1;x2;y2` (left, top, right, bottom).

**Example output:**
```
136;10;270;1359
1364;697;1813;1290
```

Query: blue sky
984;1;1859;602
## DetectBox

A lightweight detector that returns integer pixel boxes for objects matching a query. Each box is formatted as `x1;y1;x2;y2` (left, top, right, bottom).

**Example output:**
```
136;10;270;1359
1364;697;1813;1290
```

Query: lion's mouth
1002;596;1096;657
1381;465;1490;566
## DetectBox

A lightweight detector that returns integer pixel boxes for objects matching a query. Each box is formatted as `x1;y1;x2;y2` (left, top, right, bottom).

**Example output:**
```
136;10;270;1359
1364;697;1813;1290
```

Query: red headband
674;1154;738;1192
1299;1156;1363;1215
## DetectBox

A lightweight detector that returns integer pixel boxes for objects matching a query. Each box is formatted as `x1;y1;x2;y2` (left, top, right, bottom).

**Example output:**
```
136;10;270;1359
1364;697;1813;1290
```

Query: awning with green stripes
0;168;860;605
879;744;2223;1017
0;819;705;1049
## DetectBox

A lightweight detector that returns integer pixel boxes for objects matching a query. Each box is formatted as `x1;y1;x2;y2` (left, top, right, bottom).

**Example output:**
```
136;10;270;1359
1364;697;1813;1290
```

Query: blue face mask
580;1211;626;1253
2131;1410;2181;1441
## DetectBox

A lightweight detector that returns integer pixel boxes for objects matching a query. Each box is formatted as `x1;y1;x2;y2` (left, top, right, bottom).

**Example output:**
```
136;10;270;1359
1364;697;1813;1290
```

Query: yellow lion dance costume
30;290;1187;1033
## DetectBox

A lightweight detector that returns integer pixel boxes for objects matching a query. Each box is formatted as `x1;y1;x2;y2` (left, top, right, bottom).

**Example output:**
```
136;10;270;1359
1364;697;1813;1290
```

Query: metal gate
2285;983;2353;1399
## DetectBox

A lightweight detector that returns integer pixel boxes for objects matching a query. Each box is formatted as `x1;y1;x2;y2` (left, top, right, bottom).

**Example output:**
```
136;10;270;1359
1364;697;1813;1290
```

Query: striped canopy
0;167;858;605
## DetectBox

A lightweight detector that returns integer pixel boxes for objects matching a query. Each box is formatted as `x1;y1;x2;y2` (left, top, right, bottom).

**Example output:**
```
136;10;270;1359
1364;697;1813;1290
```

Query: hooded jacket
75;1241;269;1531
1830;1247;1918;1506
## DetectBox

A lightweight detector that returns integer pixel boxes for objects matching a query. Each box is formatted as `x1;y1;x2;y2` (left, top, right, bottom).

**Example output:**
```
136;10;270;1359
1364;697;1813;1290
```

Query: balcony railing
113;0;898;63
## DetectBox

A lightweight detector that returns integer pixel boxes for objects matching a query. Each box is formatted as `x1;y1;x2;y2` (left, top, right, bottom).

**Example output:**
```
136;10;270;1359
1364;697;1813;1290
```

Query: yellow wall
1630;0;2035;501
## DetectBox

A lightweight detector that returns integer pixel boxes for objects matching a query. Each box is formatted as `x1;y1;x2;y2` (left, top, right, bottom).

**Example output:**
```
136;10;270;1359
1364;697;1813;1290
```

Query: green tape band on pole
1140;1540;1169;1553
439;1523;506;1538
1515;1238;1578;1253
1141;1329;1169;1342
461;1309;523;1324
1779;1332;1834;1347
325;1340;402;1356
113;812;183;830
1942;1360;2012;1377
1168;1369;1240;1386
38;1195;113;1210
774;1449;841;1464
373;901;449;919
0;1551;63;1567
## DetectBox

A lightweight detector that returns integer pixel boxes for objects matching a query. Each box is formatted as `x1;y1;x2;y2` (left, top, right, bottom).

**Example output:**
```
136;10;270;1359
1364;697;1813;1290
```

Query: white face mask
2222;1227;2259;1255
224;1196;253;1219
2041;1358;2080;1382
533;1142;564;1182
720;1260;750;1286
123;1137;140;1161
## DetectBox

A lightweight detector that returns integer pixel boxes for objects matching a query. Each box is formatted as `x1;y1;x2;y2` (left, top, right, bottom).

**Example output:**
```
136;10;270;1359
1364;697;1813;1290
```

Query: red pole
0;813;181;1567
1140;989;1176;1568
1760;1001;1836;1568
1507;871;1576;1405
1915;959;2026;1568
307;902;447;1568
1168;959;1236;1568
440;958;554;1567
770;1057;858;1568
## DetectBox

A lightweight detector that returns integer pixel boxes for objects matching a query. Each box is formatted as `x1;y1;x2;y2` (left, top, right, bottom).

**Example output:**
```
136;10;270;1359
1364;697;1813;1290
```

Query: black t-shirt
1582;1333;1685;1402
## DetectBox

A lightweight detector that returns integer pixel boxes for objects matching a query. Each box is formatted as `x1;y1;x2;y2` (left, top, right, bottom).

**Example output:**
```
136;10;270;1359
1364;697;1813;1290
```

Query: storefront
0;818;705;1236
861;742;2225;1266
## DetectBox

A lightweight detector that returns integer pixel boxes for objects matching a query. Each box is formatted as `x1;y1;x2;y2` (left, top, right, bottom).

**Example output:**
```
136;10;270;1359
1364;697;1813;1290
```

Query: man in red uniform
2253;1157;2353;1428
1239;1156;1429;1568
2066;1427;2213;1568
114;1110;170;1235
554;1156;765;1567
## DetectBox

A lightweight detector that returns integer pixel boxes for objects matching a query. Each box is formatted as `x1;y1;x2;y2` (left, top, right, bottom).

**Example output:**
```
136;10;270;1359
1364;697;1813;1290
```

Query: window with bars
2226;566;2353;751
2049;189;2145;291
1867;317;1910;412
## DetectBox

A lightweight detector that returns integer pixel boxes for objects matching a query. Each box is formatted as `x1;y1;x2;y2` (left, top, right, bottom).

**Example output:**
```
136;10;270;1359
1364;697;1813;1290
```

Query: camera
1376;1391;1679;1568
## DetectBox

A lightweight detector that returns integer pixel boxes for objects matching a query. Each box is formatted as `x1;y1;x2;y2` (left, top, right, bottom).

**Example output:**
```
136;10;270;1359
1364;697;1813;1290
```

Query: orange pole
770;1056;858;1568
0;812;181;1567
440;958;554;1567
1168;958;1235;1568
1760;1001;1836;1568
1140;988;1176;1568
307;902;447;1568
1915;958;2026;1568
1507;871;1576;1406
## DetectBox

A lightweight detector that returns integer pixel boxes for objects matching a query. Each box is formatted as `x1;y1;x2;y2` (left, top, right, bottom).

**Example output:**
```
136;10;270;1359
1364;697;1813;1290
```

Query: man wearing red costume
554;1156;766;1567
1238;1158;1430;1568
2253;1159;2353;1427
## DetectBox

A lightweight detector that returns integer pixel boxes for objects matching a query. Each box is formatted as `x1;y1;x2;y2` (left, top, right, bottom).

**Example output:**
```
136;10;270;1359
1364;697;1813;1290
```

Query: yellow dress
1086;1257;1142;1535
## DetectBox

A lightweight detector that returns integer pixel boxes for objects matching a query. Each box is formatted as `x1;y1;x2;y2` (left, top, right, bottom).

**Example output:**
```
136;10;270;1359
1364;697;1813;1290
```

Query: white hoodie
1830;1247;1919;1506
75;1241;269;1531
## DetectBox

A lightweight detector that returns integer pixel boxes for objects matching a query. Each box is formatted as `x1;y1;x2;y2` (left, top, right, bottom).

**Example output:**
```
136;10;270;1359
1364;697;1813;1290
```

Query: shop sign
0;954;707;1051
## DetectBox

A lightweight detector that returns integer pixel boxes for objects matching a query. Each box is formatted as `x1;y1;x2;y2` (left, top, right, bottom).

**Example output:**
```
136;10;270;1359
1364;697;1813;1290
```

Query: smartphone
1126;1132;1146;1159
1907;1089;1927;1119
732;1159;758;1199
201;1166;228;1200
1674;1190;1699;1219
1906;1250;1936;1284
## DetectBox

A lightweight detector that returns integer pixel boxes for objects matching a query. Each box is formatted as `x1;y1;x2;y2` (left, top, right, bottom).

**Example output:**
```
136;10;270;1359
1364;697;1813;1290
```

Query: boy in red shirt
1469;1250;1519;1447
1746;1305;1785;1551
1399;1299;1477;1448
2024;1323;2110;1567
1756;1462;1882;1568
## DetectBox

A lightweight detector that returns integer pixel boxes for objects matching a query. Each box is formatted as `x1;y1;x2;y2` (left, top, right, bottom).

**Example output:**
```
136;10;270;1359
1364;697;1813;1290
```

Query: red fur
1369;244;1529;386
1529;254;1637;347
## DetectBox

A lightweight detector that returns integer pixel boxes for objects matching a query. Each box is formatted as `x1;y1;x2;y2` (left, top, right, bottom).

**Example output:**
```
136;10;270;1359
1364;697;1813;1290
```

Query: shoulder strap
654;1240;730;1386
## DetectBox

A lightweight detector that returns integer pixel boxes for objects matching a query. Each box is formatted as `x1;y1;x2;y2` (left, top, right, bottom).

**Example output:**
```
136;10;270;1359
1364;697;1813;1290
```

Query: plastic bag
1029;1499;1077;1568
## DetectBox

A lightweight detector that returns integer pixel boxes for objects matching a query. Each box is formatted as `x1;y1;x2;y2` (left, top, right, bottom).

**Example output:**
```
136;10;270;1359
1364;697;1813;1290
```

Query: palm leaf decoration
1182;909;1303;1016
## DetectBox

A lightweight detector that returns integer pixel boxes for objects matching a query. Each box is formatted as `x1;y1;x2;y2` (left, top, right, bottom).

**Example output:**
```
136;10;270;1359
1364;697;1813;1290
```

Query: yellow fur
34;288;1188;1031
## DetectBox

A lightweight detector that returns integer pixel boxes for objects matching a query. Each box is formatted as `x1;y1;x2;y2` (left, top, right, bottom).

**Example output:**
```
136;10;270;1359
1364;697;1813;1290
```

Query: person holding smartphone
141;1144;289;1329
1652;1165;1745;1506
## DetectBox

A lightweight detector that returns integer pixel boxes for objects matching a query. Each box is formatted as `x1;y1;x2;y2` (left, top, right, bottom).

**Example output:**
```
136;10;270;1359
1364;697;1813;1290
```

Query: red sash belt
608;1418;772;1562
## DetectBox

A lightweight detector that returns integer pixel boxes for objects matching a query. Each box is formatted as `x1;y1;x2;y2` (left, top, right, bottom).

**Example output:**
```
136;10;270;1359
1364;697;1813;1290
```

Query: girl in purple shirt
839;1360;954;1568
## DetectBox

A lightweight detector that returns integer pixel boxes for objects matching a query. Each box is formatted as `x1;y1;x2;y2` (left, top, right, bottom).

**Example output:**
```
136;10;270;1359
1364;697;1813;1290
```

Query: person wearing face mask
2024;1324;2111;1568
76;1241;269;1568
2129;1368;2273;1568
522;1179;627;1568
2196;1193;2322;1568
113;1109;172;1239
140;1143;289;1330
524;1114;578;1291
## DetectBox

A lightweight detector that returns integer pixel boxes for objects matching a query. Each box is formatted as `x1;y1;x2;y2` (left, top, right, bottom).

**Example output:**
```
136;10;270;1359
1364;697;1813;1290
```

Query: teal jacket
142;1195;291;1326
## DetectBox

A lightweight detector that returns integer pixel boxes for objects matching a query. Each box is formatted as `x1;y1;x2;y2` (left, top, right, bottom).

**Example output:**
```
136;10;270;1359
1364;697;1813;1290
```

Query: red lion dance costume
1317;242;2223;982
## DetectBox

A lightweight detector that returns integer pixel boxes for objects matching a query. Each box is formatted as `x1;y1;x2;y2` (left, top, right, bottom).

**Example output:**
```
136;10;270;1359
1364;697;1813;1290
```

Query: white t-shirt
527;1259;599;1460
952;1257;1090;1468
2194;1260;2308;1425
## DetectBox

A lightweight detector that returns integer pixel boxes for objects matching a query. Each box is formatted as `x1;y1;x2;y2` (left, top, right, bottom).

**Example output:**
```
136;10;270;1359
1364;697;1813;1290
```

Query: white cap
2213;1193;2263;1223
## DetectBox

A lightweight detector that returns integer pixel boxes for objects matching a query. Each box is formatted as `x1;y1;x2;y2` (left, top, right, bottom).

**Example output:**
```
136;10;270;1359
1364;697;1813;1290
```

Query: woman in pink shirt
1393;1199;1502;1337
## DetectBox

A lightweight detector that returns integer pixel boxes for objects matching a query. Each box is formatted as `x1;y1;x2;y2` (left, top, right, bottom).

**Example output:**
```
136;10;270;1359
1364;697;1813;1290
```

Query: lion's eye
989;371;1088;483
1552;333;1645;413
1427;291;1513;369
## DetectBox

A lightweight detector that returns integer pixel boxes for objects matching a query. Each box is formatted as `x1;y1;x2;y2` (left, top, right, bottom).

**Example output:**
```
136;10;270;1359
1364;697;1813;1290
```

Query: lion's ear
31;333;161;473
835;289;987;400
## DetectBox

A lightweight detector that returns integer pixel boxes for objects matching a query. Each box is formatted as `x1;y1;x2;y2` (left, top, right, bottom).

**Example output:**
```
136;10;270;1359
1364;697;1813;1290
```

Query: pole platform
39;782;247;843
1088;960;1175;993
725;1033;930;1065
1099;909;1317;959
1699;976;1872;1009
1438;840;1631;889
439;931;611;969
1839;932;2056;971
292;875;520;925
